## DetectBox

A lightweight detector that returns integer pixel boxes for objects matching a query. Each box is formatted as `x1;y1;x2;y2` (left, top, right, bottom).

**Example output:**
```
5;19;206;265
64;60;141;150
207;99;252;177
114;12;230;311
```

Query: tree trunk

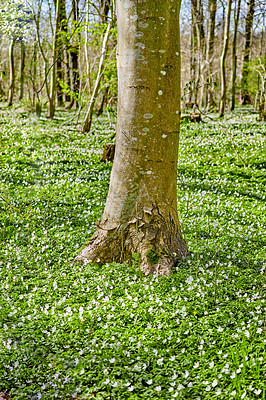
56;54;64;107
75;0;189;275
219;0;232;117
31;1;48;115
206;0;217;109
241;0;255;105
56;0;67;107
191;0;205;107
96;86;109;116
8;39;15;106
84;0;92;97
64;49;71;102
48;0;60;118
82;20;112;133
230;0;241;110
100;0;110;23
19;42;25;101
66;0;80;110
189;13;197;104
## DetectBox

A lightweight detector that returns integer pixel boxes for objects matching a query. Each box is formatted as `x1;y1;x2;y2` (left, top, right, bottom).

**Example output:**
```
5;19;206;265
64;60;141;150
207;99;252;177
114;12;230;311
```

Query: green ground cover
0;107;265;399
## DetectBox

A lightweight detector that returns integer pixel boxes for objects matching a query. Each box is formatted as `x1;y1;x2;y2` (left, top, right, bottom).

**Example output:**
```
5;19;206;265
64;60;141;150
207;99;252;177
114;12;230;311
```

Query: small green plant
146;248;160;265
130;252;141;268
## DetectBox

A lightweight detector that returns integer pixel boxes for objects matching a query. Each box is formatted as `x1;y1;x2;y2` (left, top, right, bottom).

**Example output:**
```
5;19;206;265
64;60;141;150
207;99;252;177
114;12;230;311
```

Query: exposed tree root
75;207;189;276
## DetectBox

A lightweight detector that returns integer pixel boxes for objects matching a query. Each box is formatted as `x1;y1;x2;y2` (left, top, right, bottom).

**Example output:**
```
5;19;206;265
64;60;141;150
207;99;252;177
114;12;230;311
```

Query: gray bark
230;0;241;110
219;0;232;117
66;0;80;110
206;0;217;109
189;12;197;104
100;0;110;23
241;0;255;104
48;0;60;118
7;39;15;106
19;42;25;101
56;0;67;107
191;0;205;107
76;0;188;275
82;20;112;133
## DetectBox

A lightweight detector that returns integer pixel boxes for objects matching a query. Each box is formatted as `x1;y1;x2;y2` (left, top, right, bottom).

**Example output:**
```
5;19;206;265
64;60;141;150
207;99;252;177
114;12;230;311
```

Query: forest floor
0;105;265;400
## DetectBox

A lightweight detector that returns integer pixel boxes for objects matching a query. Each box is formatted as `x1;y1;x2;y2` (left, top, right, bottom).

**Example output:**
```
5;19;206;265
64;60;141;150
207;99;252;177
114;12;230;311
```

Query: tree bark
56;0;67;107
84;0;92;97
82;20;112;133
64;49;71;102
219;0;232;117
230;0;241;111
31;0;49;115
75;0;189;275
206;0;217;109
100;0;110;23
96;86;109;116
19;42;25;101
189;12;197;104
241;0;255;105
7;39;15;106
48;0;60;118
66;0;80;110
191;0;205;107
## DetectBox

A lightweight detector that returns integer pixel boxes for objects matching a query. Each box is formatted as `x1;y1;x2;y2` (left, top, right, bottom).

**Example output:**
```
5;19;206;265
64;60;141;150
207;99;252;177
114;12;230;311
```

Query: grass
0;105;265;400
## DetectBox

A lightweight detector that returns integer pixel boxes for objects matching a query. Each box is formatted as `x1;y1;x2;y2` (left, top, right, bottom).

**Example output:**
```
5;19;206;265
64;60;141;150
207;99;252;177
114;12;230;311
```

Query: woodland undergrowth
0;105;265;400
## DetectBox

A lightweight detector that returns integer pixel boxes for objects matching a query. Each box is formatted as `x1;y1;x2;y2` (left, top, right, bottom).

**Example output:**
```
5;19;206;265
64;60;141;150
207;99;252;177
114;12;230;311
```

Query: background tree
7;39;15;106
82;4;113;133
66;0;80;110
206;0;217;109
219;0;232;117
241;0;255;104
0;0;265;117
191;0;205;106
47;0;60;118
0;0;33;106
19;41;26;100
231;0;241;110
56;0;67;107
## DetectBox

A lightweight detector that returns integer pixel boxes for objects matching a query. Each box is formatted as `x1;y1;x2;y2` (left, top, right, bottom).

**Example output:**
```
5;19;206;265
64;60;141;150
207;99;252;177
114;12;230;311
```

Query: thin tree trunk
75;0;189;275
191;0;205;108
56;0;67;107
0;36;4;99
189;18;196;104
100;0;110;23
66;0;80;110
230;0;241;110
64;49;71;102
8;39;15;106
56;56;63;107
96;86;109;116
48;0;60;118
219;0;232;117
19;42;26;101
84;0;92;96
82;20;112;133
241;0;255;105
31;0;49;115
206;0;217;109
31;42;36;105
